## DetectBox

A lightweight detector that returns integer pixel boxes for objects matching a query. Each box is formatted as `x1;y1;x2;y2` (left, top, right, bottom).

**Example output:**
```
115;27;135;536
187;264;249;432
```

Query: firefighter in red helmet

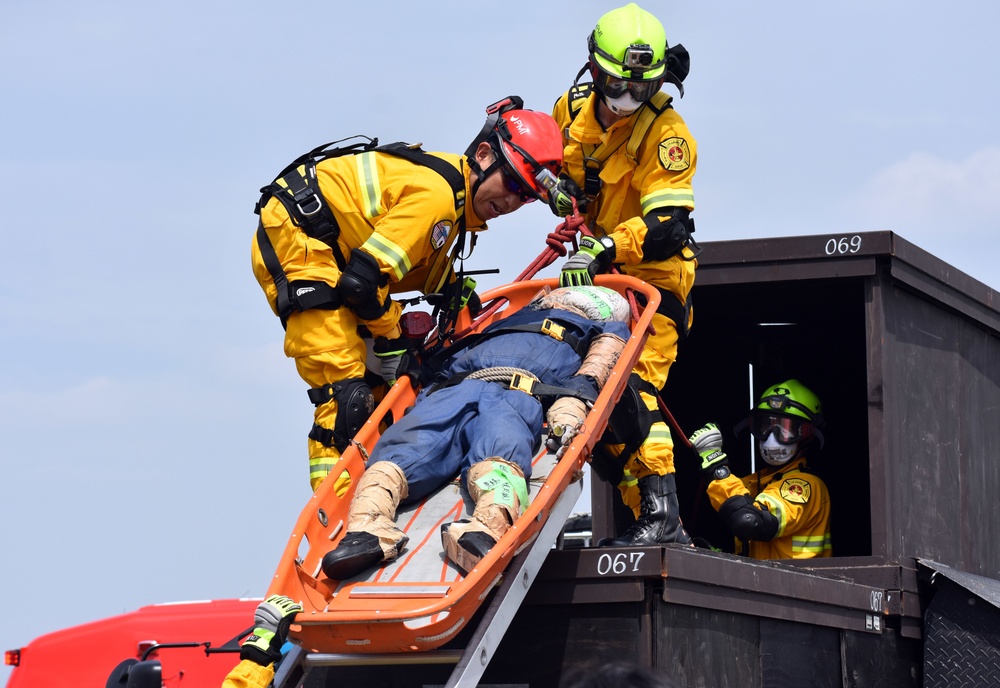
251;97;563;492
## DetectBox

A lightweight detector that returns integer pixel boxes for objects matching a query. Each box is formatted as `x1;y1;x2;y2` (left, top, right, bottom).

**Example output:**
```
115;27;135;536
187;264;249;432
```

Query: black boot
598;473;692;547
321;531;408;580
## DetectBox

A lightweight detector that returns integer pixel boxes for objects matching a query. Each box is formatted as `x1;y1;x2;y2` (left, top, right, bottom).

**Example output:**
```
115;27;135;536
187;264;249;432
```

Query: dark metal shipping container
260;231;1000;686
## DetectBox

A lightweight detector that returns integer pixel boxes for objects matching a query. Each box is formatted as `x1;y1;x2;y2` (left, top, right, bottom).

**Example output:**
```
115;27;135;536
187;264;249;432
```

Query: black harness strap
376;143;466;213
566;87;673;206
635;287;692;341
427;369;599;406
256;221;343;329
254;137;467;327
421;317;590;376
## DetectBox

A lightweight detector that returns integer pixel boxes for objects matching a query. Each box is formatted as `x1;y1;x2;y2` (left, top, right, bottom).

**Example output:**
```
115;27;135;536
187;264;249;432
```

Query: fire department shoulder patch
658;137;691;171
430;220;452;249
779;477;811;504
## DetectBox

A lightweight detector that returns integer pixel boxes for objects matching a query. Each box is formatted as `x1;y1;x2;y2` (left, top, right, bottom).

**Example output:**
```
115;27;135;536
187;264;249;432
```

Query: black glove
547;176;587;217
240;595;303;666
688;423;731;481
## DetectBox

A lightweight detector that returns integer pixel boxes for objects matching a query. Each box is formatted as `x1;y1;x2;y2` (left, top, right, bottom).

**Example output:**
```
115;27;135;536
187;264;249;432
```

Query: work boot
321;462;409;580
598;473;692;547
441;458;526;574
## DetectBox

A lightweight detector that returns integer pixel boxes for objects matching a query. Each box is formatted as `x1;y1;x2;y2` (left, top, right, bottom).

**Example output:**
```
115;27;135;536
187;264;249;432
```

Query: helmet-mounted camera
623;43;655;73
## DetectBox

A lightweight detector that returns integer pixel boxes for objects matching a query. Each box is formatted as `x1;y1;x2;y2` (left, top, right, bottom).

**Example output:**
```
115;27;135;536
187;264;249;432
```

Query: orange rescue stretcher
265;274;660;655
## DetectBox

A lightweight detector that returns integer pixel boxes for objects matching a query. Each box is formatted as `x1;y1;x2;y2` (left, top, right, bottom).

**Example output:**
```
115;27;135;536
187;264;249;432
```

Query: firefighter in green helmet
688;380;833;559
546;3;699;546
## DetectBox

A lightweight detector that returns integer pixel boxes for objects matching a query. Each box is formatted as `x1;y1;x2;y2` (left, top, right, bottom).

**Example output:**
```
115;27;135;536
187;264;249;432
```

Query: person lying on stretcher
321;285;632;577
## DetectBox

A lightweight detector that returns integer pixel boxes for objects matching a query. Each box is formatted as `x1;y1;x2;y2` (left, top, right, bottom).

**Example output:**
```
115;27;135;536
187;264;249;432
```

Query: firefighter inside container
543;3;699;546
688;380;833;559
320;286;633;578
251;97;563;491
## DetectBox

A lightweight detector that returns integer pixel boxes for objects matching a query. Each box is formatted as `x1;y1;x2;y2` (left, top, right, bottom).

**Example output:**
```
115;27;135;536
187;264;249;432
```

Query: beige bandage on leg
347;461;409;559
441;458;527;574
321;461;409;580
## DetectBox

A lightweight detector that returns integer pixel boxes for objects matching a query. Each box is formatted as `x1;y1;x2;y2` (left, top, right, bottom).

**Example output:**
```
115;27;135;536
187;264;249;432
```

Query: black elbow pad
339;248;389;320
718;494;780;542
641;206;694;262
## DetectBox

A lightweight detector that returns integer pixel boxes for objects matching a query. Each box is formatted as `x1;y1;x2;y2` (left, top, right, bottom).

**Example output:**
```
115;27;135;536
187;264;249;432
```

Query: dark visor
750;414;815;445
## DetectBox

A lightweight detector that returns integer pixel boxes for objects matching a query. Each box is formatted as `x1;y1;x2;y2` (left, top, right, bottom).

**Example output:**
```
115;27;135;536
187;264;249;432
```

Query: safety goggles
593;70;663;103
750;414;815;445
500;166;536;203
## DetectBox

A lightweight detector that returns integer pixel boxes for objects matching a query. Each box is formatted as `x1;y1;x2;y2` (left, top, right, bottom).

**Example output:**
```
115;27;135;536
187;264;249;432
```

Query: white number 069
825;235;862;255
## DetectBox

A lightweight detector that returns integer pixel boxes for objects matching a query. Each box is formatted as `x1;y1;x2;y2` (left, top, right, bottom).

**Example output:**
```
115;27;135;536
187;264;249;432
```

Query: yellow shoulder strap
625;91;672;163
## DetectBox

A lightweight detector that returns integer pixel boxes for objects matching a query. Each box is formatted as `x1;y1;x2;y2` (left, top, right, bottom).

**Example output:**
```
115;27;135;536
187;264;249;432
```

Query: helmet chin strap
467;145;504;207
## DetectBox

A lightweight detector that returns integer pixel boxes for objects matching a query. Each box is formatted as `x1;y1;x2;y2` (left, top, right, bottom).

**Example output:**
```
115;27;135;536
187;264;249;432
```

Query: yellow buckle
540;318;565;341
509;373;537;395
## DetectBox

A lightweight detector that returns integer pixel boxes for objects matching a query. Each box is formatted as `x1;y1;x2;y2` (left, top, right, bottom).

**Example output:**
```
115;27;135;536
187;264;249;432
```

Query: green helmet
754;379;824;426
589;3;668;82
746;379;825;463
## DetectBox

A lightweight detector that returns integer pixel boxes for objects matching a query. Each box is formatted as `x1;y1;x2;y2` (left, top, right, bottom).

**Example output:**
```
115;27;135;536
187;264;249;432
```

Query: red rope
514;212;588;281
451;206;590;339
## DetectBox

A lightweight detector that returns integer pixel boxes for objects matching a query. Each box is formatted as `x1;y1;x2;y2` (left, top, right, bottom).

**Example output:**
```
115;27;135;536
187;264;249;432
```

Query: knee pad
602;373;656;457
309;378;375;451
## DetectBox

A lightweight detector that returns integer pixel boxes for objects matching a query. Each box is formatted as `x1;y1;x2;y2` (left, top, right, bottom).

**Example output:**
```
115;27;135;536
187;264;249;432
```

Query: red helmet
492;108;563;200
466;96;564;202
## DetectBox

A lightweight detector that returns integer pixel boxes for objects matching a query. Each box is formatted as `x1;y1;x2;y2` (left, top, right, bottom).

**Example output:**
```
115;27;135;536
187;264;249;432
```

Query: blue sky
3;0;1000;678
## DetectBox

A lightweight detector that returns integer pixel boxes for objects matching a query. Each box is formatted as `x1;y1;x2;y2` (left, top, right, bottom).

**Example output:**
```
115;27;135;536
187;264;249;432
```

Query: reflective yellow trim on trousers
640;188;694;215
792;533;832;555
309;456;352;497
360;233;412;281
356;152;386;219
756;493;787;535
618;467;639;490
310;456;337;484
643;422;673;446
617;467;641;518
